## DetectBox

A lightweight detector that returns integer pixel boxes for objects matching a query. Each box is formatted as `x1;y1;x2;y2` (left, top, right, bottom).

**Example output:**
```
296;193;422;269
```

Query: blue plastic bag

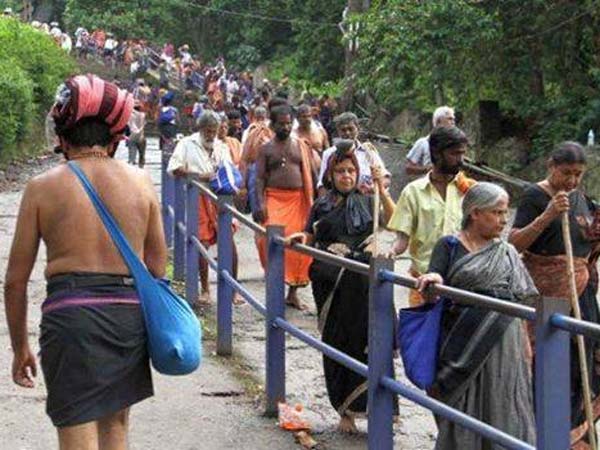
68;162;202;375
209;160;242;195
397;299;445;390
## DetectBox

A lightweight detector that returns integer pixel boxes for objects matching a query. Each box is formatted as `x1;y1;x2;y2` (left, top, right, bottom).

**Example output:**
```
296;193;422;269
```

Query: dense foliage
0;17;74;160
46;0;600;161
63;0;346;84
63;0;190;45
355;0;600;158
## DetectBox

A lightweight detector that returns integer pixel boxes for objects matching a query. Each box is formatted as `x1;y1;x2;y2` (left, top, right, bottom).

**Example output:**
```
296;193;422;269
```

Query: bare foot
198;290;211;305
338;415;358;434
285;290;308;311
233;293;245;306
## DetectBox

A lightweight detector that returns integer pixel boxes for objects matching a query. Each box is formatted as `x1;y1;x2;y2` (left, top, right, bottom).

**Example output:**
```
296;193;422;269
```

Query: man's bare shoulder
27;162;69;190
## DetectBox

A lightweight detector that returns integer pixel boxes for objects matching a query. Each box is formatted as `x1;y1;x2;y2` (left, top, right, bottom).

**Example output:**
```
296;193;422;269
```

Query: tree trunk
528;40;545;99
341;0;369;111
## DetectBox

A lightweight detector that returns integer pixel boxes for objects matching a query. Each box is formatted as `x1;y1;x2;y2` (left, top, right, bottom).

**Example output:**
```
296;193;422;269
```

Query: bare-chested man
4;74;167;450
255;105;319;309
293;104;329;153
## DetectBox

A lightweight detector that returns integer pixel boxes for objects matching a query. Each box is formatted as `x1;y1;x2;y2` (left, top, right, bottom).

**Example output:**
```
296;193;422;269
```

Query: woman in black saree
417;182;538;450
286;141;396;433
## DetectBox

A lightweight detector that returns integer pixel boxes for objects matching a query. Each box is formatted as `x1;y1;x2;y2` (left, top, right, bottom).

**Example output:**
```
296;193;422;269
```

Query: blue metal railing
159;154;600;450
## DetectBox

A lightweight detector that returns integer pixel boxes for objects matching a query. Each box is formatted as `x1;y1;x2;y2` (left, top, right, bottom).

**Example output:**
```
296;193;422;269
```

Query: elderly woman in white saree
417;182;537;450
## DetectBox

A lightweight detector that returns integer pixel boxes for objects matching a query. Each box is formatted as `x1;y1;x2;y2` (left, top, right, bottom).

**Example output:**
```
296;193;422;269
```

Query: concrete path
0;139;437;449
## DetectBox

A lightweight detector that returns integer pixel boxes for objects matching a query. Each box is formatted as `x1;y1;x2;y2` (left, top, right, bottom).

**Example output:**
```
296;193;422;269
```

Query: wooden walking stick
364;142;381;257
373;177;380;257
562;211;598;449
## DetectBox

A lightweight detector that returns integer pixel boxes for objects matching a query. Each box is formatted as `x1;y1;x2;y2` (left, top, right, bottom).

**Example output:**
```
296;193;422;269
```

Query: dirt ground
0;139;437;449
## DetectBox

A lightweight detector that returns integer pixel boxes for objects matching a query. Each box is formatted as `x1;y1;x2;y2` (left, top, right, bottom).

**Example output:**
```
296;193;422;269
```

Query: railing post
265;225;286;416
161;151;173;247
185;181;199;305
217;194;234;356
535;297;571;450
368;257;395;450
173;177;186;281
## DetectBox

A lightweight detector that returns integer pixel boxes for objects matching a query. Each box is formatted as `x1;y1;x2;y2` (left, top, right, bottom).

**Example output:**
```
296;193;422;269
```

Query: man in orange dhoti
255;105;319;309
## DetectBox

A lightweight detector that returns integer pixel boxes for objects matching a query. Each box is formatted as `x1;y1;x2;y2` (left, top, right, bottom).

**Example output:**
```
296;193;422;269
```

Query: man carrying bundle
389;126;475;306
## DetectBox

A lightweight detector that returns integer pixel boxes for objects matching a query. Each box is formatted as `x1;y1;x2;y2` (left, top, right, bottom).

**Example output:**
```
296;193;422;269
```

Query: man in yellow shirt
388;126;475;305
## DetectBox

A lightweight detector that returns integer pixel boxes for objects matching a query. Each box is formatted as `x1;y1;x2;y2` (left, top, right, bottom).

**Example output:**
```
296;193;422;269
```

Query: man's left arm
4;180;41;388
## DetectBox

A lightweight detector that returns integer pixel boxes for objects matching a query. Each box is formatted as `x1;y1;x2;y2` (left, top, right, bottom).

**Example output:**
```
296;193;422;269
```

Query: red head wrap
51;74;133;136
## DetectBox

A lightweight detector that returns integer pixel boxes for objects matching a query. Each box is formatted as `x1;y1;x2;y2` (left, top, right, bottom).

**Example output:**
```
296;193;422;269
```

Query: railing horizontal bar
176;221;186;235
551;313;600;341
379;376;534;450
223;203;267;235
220;270;267;316
190;180;219;202
379;270;535;321
273;236;369;275
272;317;369;378
190;235;218;271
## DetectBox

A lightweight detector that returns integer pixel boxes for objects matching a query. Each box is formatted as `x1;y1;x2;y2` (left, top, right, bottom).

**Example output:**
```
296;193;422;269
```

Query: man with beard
226;110;244;142
167;111;240;305
293;104;329;153
255;105;319;310
388;126;475;306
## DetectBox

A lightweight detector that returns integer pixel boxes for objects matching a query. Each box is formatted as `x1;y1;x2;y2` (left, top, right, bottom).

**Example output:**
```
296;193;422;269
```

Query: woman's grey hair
196;111;220;130
461;182;508;229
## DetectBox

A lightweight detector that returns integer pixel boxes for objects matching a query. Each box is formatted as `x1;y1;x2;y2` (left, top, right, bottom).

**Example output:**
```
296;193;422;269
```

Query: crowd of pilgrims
9;14;600;445
159;82;600;447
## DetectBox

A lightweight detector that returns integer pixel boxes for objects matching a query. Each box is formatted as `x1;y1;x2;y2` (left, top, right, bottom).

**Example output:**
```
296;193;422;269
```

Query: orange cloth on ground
224;136;242;167
259;188;312;286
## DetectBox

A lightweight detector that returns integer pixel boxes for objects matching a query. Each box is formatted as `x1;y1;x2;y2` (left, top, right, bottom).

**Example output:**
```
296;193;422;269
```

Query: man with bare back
4;74;167;450
255;104;319;309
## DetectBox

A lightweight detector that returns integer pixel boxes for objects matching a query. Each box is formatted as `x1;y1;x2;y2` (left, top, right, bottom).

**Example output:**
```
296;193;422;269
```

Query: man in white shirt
405;106;456;176
167;111;240;305
127;100;146;167
317;112;390;196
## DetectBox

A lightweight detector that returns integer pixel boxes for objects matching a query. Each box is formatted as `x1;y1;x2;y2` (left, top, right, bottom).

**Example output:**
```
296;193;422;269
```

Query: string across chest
277;140;294;168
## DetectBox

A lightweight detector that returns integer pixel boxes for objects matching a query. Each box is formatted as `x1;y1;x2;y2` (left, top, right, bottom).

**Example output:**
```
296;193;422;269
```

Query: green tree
64;0;190;43
355;0;600;158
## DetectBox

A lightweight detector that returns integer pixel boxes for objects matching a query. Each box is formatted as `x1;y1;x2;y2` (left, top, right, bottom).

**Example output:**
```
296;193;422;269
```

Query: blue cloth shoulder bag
68;161;202;375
